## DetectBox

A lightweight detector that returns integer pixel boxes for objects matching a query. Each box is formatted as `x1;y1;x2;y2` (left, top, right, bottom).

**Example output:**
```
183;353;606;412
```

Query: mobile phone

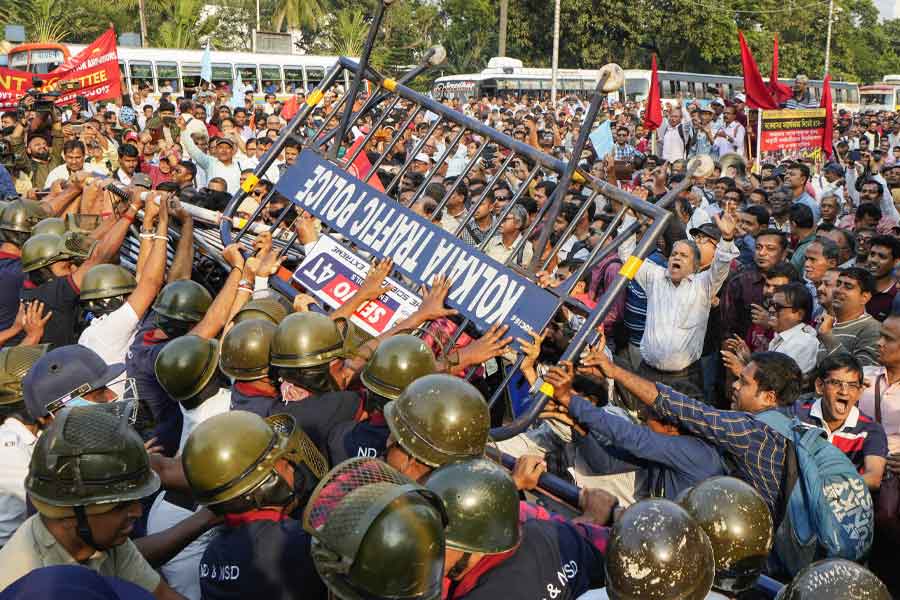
849;150;861;162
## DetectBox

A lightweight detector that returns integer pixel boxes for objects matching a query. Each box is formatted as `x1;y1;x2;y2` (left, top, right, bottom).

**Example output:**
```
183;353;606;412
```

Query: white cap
735;92;746;102
414;152;432;164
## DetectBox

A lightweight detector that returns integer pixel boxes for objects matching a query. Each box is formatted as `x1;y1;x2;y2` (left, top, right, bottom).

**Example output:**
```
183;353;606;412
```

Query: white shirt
768;322;819;374
147;495;218;600
0;418;37;547
712;120;746;157
78;302;140;368
44;163;109;189
484;235;533;267
176;388;231;454
115;168;133;185
622;226;738;371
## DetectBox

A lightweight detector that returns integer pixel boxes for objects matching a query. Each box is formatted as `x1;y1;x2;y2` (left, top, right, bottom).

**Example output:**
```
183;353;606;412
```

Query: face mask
31;151;50;161
156;313;194;338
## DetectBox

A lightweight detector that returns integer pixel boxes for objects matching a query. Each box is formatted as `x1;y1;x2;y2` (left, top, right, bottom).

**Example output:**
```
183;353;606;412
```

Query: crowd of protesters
0;64;895;600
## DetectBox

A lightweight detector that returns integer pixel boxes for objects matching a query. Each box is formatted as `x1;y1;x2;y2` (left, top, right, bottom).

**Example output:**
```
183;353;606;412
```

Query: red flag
821;74;834;159
768;35;793;104
738;31;778;110
281;94;300;120
642;55;663;131
346;136;385;193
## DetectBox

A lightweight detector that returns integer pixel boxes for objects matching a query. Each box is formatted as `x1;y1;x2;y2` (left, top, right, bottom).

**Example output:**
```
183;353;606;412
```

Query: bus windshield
861;92;893;106
624;78;649;100
8;47;67;74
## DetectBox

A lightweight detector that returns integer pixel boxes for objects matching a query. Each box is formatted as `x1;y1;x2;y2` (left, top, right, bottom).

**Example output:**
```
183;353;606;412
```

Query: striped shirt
651;384;787;523
817;312;881;367
794;398;887;473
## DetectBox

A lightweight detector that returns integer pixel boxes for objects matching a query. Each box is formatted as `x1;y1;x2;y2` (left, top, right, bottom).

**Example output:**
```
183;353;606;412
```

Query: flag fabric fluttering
821;74;834;159
200;41;212;83
642;54;663;130
281;95;301;121
738;31;779;110
768;34;793;105
229;70;245;109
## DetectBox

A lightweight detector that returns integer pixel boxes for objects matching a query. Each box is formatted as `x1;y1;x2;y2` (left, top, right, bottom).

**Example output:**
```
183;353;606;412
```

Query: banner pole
756;109;762;171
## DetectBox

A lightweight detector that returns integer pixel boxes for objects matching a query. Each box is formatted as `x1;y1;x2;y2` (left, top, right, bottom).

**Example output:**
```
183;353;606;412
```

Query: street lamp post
551;0;560;105
824;0;834;76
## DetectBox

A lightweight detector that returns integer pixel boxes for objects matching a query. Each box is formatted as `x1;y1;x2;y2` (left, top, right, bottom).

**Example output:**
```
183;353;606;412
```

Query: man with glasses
764;282;818;375
818;266;881;367
794;354;887;490
613;126;638;161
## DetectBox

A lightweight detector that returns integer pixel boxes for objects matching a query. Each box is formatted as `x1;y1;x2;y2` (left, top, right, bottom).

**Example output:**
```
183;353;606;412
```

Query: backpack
754;410;874;576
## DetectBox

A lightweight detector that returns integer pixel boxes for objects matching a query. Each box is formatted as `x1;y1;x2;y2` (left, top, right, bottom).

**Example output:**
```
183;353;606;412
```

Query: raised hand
415;274;458;322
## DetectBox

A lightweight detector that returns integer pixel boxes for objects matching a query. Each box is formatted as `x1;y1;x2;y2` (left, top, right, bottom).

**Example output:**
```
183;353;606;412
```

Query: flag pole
756;109;763;171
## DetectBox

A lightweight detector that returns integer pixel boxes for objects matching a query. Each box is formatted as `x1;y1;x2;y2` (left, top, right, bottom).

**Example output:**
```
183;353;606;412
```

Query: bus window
119;61;128;90
284;66;304;92
236;64;259;92
212;64;233;89
129;61;154;91
848;87;860;104
260;65;282;93
624;76;649;101
181;64;201;92
305;66;326;91
156;62;179;93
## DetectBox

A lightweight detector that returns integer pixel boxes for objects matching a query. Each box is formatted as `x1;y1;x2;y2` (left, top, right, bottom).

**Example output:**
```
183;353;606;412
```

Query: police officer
0;405;184;599
125;242;246;457
327;334;437;464
79;192;170;368
231;296;288;326
183;411;328;600
383;373;490;481
0;199;45;335
268;312;364;451
678;477;773;594
0;344;50;547
603;499;715;600
219;319;280;417
154;336;231;453
776;559;890;599
31;217;66;237
302;457;448;600
426;457;607;599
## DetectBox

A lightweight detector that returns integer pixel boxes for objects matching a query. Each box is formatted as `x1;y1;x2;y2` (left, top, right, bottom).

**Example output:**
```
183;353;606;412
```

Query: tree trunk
138;0;149;47
498;0;508;57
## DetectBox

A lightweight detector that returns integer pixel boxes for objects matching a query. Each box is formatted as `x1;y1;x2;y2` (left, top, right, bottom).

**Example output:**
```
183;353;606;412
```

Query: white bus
860;84;900;112
7;42;350;101
431;58;860;112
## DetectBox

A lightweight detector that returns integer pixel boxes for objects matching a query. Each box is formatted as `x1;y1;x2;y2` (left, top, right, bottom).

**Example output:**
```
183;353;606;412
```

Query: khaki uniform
0;514;160;592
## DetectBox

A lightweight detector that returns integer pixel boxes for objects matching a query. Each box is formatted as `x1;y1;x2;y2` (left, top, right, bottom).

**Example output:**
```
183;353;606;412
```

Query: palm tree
324;9;368;57
0;0;71;42
271;0;327;33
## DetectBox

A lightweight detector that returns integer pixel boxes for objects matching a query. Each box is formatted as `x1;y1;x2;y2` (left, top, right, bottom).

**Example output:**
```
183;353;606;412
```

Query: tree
271;0;327;33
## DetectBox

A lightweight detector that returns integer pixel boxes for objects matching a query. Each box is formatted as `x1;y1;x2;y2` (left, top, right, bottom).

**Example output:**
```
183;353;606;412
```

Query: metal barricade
219;55;699;440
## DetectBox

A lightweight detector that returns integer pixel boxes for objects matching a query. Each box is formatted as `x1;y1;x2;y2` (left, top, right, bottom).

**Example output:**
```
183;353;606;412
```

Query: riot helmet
151;280;213;338
220;319;277;381
0;344;51;418
776;559;890;600
361;335;436;411
232;296;289;325
154;335;223;409
0;198;46;246
78;264;137;324
271;312;347;393
21;232;95;284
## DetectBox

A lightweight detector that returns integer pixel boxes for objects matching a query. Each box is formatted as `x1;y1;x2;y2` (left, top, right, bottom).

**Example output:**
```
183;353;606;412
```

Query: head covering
0;565;154;600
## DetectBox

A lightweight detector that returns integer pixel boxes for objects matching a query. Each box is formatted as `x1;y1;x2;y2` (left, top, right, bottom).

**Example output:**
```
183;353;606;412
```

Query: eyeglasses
824;379;862;391
768;302;795;312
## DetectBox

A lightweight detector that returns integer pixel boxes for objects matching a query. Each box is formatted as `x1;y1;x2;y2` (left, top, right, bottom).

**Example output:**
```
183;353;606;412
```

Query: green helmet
233;297;289;325
32;217;67;237
20;232;96;273
0;198;46;244
303;457;447;600
80;264;137;301
271;312;346;368
220;319;277;381
384;374;489;468
25;405;161;518
605;499;715;600
776;559;891;600
424;458;520;554
0;344;51;413
361;335;437;402
154;335;220;403
678;476;773;593
183;411;327;513
152;280;214;323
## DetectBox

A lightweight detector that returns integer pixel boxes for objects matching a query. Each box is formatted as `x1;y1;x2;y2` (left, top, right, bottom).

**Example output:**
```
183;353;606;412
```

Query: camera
17;78;61;117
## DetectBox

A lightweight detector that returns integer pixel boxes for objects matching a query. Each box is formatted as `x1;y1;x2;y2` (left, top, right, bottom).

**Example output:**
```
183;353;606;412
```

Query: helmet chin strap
447;552;472;581
73;505;100;551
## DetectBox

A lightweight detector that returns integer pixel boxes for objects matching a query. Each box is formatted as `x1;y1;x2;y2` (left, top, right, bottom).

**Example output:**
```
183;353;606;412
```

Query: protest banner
293;234;422;337
0;28;121;111
275;149;561;346
757;108;826;163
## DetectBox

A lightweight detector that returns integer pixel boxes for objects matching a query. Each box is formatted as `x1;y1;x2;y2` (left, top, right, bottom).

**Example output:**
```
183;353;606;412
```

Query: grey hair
508;204;528;229
814;235;841;262
674;239;701;270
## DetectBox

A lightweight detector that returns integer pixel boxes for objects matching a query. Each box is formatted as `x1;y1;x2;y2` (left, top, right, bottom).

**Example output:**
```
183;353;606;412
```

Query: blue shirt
622;251;667;346
793;191;820;222
651;383;788;523
569;396;726;500
0;255;23;334
0;165;15;199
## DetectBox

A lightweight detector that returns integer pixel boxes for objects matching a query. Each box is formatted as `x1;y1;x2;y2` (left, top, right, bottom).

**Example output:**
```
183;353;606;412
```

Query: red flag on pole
769;34;793;105
738;31;779;110
642;54;663;131
281;94;301;120
821;74;834;159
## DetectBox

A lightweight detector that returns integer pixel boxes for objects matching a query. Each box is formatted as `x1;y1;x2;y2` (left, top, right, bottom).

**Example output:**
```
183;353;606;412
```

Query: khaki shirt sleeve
110;539;161;592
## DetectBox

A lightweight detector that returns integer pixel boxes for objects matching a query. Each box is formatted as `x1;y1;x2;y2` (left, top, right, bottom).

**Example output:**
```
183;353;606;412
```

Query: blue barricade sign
276;150;560;344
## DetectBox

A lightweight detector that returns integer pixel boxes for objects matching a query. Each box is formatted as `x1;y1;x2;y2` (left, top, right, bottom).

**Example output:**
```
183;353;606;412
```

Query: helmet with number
361;335;437;406
270;312;346;368
384;374;489;468
0;198;46;245
151;280;213;338
303;458;448;600
776;559;890;600
183;411;327;514
0;344;51;417
80;264;137;302
232;297;289;325
605;499;715;600
21;232;95;273
424;458;520;555
219;319;277;381
678;476;773;593
154;335;221;405
26;405;160;550
32;217;67;237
